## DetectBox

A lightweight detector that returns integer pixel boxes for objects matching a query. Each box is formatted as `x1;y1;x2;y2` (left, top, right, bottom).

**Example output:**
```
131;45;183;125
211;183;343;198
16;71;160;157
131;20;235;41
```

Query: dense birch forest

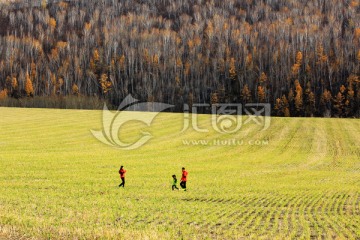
0;0;359;117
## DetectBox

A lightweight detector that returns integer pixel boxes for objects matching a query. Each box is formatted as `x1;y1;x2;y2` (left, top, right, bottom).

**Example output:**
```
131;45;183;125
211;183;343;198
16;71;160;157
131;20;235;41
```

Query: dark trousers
180;181;186;189
119;177;125;187
172;185;179;190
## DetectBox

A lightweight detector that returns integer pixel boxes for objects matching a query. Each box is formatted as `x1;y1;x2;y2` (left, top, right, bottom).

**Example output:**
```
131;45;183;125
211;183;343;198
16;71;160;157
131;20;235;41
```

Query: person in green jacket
172;174;179;190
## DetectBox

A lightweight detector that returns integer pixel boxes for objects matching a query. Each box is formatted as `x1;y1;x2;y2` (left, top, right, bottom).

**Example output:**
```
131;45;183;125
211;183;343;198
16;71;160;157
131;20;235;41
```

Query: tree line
0;0;359;117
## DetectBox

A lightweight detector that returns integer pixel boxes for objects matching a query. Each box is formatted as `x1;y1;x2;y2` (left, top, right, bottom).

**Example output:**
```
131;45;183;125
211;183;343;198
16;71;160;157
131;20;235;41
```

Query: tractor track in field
300;125;328;170
178;191;360;238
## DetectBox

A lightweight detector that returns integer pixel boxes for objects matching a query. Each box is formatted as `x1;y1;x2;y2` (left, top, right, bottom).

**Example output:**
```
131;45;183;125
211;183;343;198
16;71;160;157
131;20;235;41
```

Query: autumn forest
0;0;359;117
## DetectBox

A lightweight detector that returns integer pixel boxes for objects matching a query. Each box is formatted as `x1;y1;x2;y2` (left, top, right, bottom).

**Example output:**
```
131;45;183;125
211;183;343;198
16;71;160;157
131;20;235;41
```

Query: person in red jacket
118;166;126;188
180;167;188;191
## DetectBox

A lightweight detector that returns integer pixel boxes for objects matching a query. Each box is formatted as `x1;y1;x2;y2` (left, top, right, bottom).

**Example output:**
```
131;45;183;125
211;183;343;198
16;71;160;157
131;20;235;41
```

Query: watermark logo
92;95;271;150
91;95;174;150
182;138;270;146
212;104;243;133
182;103;271;133
243;104;271;130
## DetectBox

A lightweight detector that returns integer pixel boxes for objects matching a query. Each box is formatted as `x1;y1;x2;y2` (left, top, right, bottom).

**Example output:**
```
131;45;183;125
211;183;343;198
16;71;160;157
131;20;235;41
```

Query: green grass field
0;107;359;239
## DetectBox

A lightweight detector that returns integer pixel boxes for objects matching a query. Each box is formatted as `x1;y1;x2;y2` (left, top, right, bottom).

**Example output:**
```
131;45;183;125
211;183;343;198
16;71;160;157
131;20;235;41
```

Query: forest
0;0;359;117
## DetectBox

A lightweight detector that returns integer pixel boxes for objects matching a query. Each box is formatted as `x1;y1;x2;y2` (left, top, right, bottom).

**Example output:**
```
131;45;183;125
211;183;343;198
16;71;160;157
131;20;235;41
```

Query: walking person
180;167;188;191
172;175;179;190
118;166;126;188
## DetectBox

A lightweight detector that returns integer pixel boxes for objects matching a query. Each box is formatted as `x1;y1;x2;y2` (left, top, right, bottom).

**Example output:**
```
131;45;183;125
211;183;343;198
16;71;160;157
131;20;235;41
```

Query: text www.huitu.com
182;139;269;146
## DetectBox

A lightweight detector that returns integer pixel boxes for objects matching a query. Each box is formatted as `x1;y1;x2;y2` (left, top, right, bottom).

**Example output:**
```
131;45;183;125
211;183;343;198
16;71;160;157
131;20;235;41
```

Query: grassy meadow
0;107;359;239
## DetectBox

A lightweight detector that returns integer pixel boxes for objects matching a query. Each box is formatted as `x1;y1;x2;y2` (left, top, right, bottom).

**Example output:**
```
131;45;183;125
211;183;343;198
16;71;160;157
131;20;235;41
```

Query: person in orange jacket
180;167;188;191
118;166;126;188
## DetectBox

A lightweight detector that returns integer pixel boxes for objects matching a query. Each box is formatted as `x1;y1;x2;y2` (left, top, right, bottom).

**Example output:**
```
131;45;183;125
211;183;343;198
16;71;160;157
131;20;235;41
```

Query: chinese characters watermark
91;95;271;150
